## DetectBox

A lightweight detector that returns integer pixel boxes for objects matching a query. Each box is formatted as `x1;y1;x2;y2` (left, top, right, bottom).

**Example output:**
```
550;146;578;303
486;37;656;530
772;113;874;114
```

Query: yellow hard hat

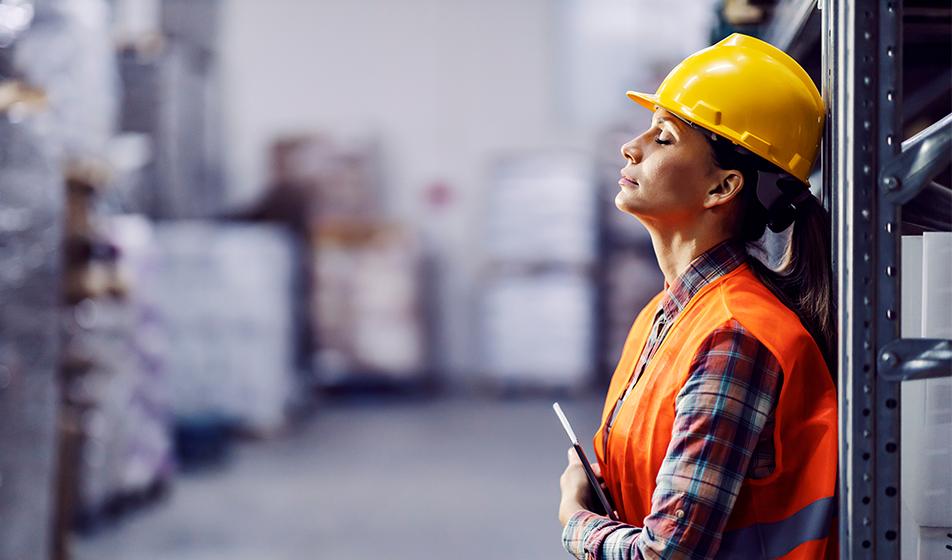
627;33;824;184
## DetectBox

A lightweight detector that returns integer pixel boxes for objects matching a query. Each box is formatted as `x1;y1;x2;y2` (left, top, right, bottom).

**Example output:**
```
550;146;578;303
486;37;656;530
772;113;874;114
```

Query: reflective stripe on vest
718;496;835;559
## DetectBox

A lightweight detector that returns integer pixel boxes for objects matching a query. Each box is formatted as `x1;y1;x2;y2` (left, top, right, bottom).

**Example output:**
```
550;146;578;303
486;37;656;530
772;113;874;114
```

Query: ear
703;170;744;210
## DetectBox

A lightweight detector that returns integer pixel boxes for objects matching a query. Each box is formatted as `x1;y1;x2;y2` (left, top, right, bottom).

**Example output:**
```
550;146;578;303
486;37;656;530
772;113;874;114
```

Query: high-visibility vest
594;262;838;559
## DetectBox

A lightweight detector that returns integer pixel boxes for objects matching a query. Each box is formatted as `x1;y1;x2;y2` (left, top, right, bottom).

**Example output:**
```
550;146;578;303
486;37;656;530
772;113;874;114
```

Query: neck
643;222;733;286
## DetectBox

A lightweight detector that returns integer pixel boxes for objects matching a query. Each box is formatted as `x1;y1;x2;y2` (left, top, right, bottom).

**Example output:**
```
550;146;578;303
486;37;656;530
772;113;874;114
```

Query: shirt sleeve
560;319;783;559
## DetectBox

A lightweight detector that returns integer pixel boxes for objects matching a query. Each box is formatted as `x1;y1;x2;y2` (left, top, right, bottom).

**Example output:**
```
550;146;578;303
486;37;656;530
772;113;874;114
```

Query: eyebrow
653;115;681;134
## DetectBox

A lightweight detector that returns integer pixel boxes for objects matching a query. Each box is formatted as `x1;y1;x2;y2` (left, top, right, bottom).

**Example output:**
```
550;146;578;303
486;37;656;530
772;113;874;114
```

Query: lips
618;175;639;188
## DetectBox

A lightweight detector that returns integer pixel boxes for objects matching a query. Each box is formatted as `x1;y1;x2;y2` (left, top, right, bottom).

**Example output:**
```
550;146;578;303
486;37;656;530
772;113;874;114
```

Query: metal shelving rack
753;0;952;555
822;1;951;558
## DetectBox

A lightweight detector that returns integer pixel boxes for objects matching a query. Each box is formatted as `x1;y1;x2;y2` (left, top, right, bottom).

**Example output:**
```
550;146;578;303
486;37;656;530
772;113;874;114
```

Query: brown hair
704;133;837;374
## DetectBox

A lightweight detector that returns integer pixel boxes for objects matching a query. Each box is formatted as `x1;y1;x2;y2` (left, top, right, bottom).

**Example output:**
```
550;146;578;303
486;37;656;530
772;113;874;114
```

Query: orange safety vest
594;262;838;559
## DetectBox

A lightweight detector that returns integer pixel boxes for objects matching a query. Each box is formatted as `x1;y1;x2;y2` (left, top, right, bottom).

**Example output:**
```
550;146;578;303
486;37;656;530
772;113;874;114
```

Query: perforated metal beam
826;0;952;557
824;0;901;556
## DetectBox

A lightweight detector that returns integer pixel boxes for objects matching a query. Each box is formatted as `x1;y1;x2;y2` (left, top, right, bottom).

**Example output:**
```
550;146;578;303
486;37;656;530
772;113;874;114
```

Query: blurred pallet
479;152;600;392
310;223;429;390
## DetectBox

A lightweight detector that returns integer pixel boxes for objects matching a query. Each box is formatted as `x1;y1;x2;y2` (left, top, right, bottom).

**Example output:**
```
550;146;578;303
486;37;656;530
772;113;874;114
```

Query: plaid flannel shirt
563;240;784;559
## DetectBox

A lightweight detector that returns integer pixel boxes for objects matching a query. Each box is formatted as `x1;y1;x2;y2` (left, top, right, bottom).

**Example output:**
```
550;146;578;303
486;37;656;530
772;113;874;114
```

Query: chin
614;191;643;218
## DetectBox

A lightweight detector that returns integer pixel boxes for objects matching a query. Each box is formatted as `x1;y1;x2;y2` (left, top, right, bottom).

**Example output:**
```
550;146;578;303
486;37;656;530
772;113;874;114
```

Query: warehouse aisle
73;395;604;560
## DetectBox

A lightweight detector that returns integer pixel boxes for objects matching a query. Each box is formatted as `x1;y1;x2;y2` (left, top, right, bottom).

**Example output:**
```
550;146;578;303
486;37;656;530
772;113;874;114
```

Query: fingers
566;447;581;465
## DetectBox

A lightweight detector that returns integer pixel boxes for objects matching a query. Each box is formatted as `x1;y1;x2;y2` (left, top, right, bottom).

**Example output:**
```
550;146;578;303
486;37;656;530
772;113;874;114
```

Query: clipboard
553;402;619;521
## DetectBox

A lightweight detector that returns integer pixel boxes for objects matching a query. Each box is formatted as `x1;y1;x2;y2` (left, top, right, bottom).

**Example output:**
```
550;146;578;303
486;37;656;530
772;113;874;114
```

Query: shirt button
676;509;685;519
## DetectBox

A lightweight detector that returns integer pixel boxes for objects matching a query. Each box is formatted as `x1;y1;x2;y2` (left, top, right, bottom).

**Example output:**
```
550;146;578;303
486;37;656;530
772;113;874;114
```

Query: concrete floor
73;394;604;560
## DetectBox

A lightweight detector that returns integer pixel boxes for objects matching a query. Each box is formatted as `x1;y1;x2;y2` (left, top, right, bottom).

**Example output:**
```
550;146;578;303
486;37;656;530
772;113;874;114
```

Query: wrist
559;496;587;527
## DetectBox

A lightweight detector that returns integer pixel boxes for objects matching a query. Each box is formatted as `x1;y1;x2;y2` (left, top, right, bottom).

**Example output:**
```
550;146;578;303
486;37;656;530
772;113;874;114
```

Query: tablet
553;402;619;521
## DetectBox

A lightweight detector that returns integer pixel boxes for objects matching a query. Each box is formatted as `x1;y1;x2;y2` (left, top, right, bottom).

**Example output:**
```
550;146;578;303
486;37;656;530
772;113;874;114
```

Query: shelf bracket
878;338;952;381
882;113;952;205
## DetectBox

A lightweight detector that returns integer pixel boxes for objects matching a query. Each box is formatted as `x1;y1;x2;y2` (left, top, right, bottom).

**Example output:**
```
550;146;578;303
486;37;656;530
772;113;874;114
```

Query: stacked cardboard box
311;224;427;384
263;135;382;226
479;152;599;390
256;135;426;387
64;294;171;522
482;272;596;388
79;216;171;513
484;155;598;265
57;179;176;536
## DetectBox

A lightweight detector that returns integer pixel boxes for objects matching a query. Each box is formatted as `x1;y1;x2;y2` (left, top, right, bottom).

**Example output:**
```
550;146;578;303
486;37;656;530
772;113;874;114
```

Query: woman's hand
558;447;598;527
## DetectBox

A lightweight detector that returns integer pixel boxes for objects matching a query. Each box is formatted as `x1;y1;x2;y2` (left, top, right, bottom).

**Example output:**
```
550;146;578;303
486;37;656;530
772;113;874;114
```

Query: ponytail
705;133;837;373
745;195;837;373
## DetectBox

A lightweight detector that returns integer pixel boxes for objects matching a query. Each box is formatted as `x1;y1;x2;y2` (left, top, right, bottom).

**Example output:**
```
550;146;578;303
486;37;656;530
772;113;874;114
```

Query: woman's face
616;107;733;228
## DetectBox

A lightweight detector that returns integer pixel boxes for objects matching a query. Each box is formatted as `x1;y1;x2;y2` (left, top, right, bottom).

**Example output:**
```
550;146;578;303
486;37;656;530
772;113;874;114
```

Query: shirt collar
660;239;747;321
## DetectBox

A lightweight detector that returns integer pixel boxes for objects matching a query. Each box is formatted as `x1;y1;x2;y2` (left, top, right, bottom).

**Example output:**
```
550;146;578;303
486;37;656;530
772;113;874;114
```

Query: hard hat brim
626;91;700;133
626;91;698;130
626;90;707;139
626;91;658;112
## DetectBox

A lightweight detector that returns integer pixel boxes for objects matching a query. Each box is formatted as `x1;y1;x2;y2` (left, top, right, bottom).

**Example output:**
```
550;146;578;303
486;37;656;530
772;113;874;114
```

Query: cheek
637;153;712;218
644;154;696;199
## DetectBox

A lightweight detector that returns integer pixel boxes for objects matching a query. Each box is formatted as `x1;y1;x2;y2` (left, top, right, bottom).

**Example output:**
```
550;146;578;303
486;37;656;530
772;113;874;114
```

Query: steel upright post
825;0;952;557
824;1;882;556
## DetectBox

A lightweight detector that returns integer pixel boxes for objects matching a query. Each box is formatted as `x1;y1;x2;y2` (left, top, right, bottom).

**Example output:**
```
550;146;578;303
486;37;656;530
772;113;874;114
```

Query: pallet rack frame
822;0;952;557
764;0;951;554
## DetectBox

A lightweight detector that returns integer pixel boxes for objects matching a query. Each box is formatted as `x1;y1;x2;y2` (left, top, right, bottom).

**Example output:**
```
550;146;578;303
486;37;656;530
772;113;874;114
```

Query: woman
557;34;838;559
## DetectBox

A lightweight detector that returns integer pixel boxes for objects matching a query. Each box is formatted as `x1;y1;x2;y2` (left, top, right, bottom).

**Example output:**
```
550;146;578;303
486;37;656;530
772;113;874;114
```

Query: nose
620;136;642;165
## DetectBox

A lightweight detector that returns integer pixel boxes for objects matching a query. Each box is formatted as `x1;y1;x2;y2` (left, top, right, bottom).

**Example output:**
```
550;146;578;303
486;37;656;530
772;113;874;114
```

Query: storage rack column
824;1;952;558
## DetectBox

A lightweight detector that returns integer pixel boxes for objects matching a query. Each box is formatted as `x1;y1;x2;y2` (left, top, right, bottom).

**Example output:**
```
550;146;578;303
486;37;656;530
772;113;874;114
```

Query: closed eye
655;136;672;145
